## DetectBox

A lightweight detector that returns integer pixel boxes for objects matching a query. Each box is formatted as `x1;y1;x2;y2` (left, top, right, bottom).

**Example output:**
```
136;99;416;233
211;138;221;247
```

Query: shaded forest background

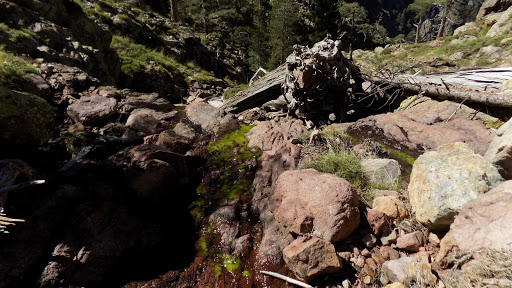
146;0;484;72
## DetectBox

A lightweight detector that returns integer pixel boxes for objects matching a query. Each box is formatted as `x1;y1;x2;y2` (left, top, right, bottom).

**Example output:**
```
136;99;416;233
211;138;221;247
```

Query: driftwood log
368;68;512;108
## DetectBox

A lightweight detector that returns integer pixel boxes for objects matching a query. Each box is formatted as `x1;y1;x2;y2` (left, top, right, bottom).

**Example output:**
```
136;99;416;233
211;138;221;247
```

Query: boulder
485;118;512;179
125;111;161;135
477;0;512;19
408;143;503;231
361;158;401;184
156;130;190;154
67;95;117;126
246;118;306;263
451;180;512;251
173;122;196;140
487;8;512;37
396;231;425;252
186;101;233;133
453;22;478;35
108;144;187;200
372;196;408;220
0;87;54;146
119;91;173;112
22;73;52;99
271;169;360;242
347;113;494;156
283;237;342;282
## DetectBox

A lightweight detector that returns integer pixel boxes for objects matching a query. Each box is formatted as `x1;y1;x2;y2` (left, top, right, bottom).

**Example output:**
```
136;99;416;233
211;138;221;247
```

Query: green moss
198;236;208;256
381;144;415;166
484;119;504;129
212;263;222;276
191;124;261;218
222;254;241;273
0;46;37;89
242;270;250;276
223;84;249;100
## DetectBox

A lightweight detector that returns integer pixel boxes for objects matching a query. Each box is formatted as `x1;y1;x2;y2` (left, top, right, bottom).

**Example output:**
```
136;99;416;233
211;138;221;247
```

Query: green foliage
111;35;214;84
223;84;248;100
268;0;300;68
304;149;366;187
0;46;37;89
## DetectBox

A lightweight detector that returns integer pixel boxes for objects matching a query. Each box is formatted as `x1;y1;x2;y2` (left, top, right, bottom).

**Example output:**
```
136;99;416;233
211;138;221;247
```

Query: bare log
222;64;287;113
368;75;512;108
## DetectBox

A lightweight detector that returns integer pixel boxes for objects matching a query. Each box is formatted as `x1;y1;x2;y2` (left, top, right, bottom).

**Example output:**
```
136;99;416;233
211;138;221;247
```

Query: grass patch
484;119;504;129
223;84;248;100
0;46;37;89
111;35;216;84
304;149;366;189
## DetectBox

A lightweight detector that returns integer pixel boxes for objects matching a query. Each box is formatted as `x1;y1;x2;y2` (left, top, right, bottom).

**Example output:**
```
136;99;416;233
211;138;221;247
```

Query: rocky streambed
1;2;512;286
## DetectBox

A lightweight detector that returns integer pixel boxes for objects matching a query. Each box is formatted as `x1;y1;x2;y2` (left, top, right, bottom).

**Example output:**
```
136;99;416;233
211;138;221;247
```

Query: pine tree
339;1;368;59
268;0;300;68
407;0;440;43
249;0;271;70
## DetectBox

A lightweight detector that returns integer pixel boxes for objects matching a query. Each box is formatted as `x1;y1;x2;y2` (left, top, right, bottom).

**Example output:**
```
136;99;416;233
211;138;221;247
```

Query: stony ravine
1;0;512;288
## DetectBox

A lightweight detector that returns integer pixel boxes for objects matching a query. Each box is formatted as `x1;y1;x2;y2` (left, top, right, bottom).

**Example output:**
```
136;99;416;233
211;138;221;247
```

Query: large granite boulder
283;237;342;282
450;180;512;251
408;143;503;231
485;118;512;179
271;169;360;242
0;87;54;146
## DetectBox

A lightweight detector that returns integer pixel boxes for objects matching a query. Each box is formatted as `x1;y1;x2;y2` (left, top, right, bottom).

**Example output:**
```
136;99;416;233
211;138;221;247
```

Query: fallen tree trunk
368;75;512;108
222;64;287;113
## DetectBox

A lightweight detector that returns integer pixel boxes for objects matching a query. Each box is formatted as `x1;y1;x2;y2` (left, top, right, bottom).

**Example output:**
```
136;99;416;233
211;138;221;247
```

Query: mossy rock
0;87;55;146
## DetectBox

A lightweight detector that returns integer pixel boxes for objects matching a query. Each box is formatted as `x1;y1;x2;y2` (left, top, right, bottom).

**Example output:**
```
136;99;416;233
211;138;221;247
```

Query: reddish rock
380;246;400;260
366;207;391;235
396;231;425;252
283;237;342;282
347;112;494;156
272;169;360;242
67;95;117;126
451;180;512;251
246;119;306;263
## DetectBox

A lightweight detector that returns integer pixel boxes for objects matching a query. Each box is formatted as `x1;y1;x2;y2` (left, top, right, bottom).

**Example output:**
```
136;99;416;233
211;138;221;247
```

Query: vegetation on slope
355;18;512;74
0;46;36;89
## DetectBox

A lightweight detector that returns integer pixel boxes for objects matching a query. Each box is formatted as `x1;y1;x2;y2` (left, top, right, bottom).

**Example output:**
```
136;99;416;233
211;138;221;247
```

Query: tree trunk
170;0;179;22
436;0;452;39
415;16;421;44
368;74;512;108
